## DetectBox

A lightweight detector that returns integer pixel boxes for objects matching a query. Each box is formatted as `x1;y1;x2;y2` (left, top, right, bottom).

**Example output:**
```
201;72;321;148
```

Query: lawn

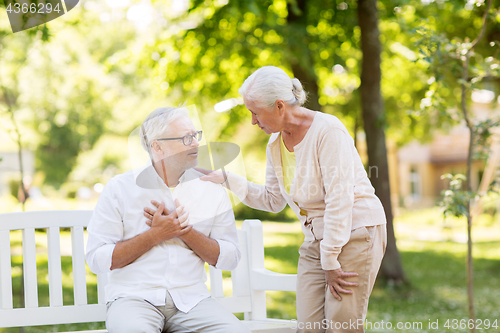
1;207;500;332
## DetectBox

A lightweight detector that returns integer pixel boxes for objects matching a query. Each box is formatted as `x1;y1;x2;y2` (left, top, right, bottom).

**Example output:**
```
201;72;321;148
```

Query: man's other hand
143;200;191;244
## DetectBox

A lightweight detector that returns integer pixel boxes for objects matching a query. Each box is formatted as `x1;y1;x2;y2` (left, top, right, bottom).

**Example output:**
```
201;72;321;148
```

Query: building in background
393;92;499;209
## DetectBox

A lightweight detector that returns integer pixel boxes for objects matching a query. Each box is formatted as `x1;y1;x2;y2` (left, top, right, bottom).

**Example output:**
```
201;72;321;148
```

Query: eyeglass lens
182;131;202;145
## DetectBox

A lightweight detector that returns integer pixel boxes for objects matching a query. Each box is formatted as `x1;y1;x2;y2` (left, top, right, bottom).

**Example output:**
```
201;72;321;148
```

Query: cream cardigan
226;111;387;270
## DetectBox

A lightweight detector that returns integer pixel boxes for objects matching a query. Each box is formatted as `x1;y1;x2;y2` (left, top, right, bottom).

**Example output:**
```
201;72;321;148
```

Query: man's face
154;116;200;171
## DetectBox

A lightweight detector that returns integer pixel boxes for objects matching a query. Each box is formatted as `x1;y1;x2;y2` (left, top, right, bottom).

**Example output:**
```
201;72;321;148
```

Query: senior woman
199;66;387;333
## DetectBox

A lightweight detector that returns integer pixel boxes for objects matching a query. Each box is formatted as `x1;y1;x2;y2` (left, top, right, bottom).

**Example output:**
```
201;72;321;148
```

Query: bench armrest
251;268;296;291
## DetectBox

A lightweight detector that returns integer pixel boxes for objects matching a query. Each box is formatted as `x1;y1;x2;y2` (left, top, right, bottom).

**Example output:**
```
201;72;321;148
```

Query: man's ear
152;141;163;154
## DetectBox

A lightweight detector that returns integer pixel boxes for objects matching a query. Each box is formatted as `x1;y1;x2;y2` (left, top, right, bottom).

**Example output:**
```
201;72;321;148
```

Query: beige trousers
106;292;251;333
296;224;387;333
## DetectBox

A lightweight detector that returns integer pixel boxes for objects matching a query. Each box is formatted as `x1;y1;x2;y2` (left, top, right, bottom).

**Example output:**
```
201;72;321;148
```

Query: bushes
233;203;296;222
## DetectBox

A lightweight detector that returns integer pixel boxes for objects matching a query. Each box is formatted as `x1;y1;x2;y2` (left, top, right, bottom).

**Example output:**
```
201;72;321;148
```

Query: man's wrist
179;227;194;241
145;228;161;246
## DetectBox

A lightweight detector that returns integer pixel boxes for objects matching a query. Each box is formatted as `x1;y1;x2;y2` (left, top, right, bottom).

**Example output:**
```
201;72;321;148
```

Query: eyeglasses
155;130;202;146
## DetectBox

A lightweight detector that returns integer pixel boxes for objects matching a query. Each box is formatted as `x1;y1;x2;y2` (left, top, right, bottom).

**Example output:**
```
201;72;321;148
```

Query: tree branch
469;0;493;50
0;85;28;210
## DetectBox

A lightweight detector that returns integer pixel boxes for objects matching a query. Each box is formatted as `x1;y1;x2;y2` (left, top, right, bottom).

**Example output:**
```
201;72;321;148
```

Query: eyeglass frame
154;130;203;146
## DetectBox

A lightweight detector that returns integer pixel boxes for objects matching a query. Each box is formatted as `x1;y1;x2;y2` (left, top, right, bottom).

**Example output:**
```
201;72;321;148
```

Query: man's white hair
139;106;189;152
238;66;307;109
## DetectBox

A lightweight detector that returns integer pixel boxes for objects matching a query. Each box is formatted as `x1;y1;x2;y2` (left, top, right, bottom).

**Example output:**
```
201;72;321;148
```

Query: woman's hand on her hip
325;268;359;301
195;167;227;184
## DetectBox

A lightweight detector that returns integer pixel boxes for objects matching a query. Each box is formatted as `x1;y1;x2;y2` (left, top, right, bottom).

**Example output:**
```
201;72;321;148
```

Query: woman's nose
251;114;258;125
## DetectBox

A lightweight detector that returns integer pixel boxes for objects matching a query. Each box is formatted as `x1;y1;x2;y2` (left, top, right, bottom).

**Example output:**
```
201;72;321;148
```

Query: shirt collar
268;132;280;146
133;159;198;189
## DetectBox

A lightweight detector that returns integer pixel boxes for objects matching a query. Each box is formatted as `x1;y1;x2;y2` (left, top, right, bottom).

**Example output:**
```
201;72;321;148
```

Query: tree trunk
357;0;406;283
290;63;321;111
287;0;321;111
462;59;477;333
459;1;491;328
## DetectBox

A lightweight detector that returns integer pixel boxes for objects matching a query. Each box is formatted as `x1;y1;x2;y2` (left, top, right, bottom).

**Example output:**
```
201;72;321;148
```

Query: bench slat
22;228;38;308
47;226;64;307
209;266;224;298
0;211;93;231
232;231;251;297
97;273;107;305
0;230;13;309
251;269;296;291
71;226;87;306
242;220;267;320
0;304;106;327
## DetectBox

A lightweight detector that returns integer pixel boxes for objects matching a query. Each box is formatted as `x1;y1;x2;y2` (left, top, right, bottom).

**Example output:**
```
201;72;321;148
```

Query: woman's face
244;98;281;135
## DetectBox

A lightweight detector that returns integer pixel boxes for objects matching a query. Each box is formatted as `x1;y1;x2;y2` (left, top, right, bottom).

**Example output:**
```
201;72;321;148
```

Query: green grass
366;243;500;332
258;217;500;333
2;212;500;333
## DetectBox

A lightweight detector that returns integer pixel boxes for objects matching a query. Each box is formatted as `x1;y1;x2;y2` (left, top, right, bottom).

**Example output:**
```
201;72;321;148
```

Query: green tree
413;0;500;330
152;0;500;284
0;5;151;186
151;0;416;282
358;0;407;283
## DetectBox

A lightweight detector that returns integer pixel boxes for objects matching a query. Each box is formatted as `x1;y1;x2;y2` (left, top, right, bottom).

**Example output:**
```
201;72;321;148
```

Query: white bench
0;210;297;332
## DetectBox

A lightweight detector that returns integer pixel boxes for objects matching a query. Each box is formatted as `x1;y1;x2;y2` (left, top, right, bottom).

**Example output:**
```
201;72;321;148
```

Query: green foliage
233;202;295;222
440;173;473;218
68;135;130;185
153;0;481;148
7;177;20;199
368;242;500;332
480;190;500;216
146;0;364;137
393;0;500;145
412;0;500;227
1;0;498;190
473;117;500;161
410;3;500;117
0;7;148;187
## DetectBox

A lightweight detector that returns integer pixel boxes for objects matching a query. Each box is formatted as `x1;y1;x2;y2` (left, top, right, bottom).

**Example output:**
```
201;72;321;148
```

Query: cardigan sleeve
225;144;287;213
318;128;355;270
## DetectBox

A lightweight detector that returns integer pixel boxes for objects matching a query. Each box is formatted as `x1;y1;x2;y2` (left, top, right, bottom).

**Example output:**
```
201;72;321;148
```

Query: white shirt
85;161;240;313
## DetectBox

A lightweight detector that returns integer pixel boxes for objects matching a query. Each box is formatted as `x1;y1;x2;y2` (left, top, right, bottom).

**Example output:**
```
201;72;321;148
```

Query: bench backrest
0;210;271;328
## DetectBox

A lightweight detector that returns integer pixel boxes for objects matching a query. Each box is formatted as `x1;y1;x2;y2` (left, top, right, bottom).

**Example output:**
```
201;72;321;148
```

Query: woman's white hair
140;106;189;152
238;66;307;109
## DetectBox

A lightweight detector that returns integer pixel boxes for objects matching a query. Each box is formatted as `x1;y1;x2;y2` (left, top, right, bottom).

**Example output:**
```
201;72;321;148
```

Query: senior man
86;106;250;333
